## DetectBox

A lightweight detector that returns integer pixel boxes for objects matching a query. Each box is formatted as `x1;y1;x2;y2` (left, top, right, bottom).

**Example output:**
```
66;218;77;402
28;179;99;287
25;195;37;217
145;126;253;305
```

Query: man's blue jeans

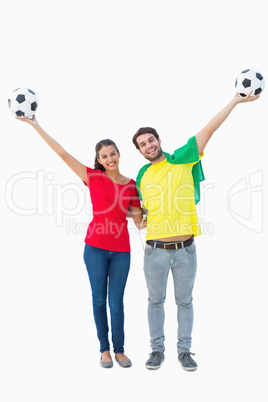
143;239;197;355
84;244;130;354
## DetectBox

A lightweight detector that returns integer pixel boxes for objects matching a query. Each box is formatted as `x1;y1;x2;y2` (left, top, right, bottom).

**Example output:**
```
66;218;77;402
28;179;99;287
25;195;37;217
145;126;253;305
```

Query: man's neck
150;153;166;165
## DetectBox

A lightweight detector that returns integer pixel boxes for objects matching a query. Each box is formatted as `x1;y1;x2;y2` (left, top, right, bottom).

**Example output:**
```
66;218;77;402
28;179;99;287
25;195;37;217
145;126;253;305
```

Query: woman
16;115;146;368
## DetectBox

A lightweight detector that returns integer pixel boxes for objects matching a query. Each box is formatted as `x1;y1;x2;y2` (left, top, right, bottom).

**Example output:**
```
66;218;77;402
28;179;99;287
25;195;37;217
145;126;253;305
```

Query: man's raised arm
195;92;260;155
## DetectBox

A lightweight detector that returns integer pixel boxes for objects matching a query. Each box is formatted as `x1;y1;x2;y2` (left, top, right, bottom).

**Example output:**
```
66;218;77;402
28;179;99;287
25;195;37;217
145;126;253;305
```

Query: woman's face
97;145;120;171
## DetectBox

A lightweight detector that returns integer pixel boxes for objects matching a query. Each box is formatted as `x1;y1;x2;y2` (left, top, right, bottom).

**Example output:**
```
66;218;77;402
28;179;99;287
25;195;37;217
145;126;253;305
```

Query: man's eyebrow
139;135;154;146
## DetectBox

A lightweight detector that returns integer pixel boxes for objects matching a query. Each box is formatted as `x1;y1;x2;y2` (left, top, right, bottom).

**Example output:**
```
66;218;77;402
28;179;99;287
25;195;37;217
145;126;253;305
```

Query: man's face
137;133;163;162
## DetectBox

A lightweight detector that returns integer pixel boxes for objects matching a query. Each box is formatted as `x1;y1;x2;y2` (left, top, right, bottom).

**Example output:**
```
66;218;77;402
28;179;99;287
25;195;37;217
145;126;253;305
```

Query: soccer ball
235;69;265;97
8;87;38;118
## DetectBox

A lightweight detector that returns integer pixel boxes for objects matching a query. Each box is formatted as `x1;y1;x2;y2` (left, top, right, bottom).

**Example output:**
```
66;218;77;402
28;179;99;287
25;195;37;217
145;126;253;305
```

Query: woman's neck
105;169;121;182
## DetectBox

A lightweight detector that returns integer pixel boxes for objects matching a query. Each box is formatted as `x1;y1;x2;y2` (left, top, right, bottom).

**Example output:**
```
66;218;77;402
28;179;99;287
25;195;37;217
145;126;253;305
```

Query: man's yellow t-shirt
140;155;203;240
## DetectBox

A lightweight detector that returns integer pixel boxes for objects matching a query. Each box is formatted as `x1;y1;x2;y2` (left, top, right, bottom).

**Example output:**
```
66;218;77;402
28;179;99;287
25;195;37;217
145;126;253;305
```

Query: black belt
146;236;194;251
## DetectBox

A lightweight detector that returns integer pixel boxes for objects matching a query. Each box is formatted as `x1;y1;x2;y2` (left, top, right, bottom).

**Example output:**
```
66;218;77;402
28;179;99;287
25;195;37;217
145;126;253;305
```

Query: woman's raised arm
16;115;88;184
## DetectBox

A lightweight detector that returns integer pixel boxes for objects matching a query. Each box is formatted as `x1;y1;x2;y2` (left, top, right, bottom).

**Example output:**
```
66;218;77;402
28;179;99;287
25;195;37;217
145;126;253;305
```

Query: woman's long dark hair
94;139;119;171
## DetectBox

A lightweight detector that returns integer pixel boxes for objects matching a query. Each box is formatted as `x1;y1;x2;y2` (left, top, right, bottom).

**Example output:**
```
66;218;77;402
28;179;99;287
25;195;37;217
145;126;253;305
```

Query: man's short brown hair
132;127;159;149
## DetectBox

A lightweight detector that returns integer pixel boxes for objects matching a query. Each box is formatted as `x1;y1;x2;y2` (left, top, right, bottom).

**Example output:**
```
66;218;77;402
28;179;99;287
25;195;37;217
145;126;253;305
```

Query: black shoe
178;352;198;371
145;351;165;370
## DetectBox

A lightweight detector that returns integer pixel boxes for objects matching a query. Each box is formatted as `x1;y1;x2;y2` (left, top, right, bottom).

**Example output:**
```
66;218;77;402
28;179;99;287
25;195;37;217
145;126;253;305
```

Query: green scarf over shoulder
135;136;205;205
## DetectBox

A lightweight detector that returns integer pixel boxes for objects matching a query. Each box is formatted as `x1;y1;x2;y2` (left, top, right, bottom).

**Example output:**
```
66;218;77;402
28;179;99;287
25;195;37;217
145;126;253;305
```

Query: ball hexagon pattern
235;69;265;97
8;87;39;118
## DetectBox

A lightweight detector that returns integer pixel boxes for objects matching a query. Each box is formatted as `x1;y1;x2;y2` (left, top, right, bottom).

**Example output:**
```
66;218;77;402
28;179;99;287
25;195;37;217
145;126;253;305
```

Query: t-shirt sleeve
171;136;201;164
83;166;99;187
170;137;205;205
129;181;141;207
190;151;204;166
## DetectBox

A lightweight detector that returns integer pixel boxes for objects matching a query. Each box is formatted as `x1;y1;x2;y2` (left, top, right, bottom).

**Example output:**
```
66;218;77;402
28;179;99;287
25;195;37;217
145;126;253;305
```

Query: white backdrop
1;1;267;401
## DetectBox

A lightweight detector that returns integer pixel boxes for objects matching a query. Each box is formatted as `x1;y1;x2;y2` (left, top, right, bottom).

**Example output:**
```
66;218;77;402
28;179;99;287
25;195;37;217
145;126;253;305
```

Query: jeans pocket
144;243;154;254
184;241;196;254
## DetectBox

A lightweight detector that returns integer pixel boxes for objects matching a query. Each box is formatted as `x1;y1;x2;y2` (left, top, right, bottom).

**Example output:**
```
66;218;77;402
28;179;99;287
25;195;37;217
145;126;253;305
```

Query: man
133;92;259;371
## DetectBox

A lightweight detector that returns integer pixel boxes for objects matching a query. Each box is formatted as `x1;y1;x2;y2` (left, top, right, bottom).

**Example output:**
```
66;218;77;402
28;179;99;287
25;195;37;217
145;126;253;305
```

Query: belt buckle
163;242;178;251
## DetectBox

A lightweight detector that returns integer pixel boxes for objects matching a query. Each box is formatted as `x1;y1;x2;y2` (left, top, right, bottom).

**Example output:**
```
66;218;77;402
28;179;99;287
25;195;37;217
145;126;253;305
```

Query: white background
1;1;267;401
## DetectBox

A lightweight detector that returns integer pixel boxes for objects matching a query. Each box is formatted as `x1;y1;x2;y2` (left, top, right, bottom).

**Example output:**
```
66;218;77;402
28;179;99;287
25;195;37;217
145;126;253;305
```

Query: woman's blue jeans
83;244;130;354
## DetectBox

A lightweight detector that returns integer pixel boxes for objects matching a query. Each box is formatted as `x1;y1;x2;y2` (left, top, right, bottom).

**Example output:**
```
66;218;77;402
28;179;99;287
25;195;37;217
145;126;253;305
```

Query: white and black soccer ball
235;69;265;97
8;87;38;118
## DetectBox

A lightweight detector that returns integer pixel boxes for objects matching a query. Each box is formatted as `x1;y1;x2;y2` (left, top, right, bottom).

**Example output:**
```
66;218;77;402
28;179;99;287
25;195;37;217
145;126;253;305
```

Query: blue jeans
83;244;130;354
143;239;197;355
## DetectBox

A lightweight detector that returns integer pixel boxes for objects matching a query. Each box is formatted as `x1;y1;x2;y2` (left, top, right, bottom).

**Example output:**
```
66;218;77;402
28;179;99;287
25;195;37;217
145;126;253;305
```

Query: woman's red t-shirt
83;167;141;252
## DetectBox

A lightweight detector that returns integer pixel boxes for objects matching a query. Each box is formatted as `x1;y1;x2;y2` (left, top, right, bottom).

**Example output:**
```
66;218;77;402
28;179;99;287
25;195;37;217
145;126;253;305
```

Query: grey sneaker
145;351;165;370
178;352;197;371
